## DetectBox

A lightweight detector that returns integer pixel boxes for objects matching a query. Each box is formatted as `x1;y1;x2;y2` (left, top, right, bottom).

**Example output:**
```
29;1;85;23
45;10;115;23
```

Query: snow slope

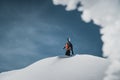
0;55;109;80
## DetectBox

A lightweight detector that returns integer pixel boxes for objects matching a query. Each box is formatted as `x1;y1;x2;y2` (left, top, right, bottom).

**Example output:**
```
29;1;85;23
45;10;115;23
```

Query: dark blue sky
0;0;102;72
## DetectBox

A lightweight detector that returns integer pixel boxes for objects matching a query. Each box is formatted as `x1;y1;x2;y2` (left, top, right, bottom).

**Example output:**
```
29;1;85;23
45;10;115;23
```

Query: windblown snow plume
52;0;120;80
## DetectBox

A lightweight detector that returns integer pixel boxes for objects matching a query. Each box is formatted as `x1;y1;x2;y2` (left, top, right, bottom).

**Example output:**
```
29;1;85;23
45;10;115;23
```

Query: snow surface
0;55;109;80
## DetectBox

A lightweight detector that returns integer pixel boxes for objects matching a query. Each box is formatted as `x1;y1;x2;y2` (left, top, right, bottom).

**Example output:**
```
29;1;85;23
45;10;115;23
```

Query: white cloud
52;0;120;80
53;0;80;11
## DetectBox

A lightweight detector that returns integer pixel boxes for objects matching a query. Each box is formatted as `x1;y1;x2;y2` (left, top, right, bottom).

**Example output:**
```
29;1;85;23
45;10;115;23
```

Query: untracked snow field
0;55;109;80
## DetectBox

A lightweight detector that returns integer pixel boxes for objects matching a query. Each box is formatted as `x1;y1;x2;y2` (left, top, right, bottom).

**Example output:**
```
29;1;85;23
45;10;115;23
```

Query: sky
0;0;102;72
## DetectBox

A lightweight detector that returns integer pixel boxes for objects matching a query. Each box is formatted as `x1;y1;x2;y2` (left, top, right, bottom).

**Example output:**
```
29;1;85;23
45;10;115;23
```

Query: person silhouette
63;37;74;56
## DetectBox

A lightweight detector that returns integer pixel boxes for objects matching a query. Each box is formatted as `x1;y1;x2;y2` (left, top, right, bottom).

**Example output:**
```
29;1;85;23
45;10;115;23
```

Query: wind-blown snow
0;55;109;80
52;0;120;80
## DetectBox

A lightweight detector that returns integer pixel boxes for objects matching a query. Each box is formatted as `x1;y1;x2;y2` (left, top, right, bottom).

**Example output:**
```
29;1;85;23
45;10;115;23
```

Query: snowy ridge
0;54;109;80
